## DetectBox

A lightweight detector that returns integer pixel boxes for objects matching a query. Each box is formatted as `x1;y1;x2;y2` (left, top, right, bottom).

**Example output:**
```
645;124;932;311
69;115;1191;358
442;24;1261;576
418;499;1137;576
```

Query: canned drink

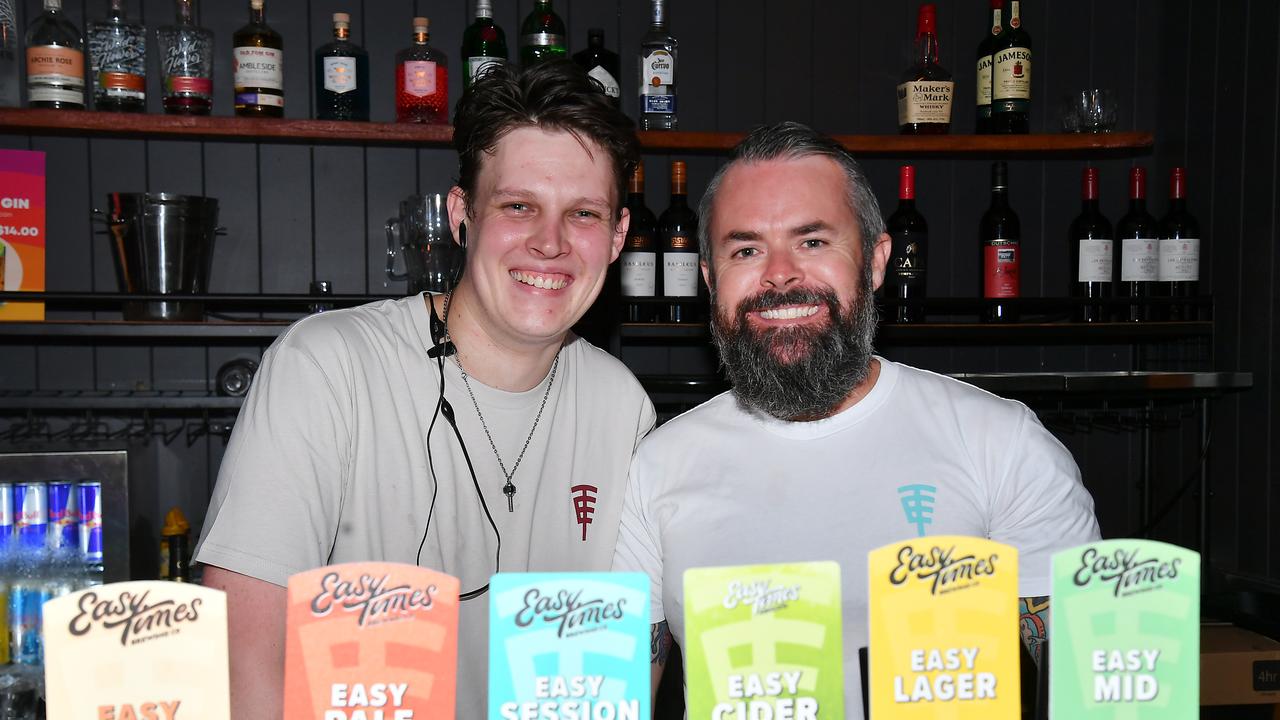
8;582;46;665
12;484;47;552
0;483;13;550
0;581;10;665
46;481;79;553
77;482;104;566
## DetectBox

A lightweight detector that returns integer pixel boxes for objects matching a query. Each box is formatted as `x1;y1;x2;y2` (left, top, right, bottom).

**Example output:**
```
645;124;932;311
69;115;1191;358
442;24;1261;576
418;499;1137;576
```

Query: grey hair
697;121;886;274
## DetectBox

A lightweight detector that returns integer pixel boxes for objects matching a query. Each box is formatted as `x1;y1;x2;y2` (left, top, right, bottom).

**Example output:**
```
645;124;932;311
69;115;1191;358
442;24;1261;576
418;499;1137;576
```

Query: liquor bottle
573;28;620;108
639;0;678;131
1115;167;1159;322
88;0;145;112
1158;167;1200;320
975;0;1003;133
25;0;85;110
157;0;213;115
1068;167;1112;323
0;0;18;107
897;4;952;135
518;0;565;69
232;0;283;117
461;0;506;89
660;160;699;323
885;165;928;323
157;506;189;581
395;17;448;124
315;13;369;121
621;162;658;323
990;0;1031;134
980;161;1020;322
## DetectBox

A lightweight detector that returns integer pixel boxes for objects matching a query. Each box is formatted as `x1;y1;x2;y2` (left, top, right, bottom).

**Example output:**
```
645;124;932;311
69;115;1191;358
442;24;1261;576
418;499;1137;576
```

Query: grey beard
710;281;879;421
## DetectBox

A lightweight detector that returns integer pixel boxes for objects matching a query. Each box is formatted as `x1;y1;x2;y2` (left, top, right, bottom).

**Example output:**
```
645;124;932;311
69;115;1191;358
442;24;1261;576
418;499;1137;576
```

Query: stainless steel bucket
104;193;219;321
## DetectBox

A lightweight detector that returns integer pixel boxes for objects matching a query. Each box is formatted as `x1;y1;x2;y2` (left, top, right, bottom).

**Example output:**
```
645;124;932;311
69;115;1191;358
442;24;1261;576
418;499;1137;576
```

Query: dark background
0;0;1274;589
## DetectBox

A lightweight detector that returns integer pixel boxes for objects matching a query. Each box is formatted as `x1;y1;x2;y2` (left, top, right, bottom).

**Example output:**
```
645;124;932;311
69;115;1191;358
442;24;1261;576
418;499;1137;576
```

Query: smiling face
703;155;892;420
447;126;628;351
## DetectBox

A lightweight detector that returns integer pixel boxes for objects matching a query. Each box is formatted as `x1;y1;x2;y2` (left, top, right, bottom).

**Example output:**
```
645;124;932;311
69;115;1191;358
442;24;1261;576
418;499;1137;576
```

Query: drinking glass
385;193;461;294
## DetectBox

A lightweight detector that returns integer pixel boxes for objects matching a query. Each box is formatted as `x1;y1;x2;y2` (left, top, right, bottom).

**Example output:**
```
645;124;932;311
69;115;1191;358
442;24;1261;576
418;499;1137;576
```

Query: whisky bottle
975;0;1003;133
573;28;620;108
991;0;1031;133
897;3;953;134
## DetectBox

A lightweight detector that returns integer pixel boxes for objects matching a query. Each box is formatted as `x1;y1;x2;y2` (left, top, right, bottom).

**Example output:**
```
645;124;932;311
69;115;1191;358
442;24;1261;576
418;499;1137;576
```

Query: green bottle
518;0;565;69
462;0;507;88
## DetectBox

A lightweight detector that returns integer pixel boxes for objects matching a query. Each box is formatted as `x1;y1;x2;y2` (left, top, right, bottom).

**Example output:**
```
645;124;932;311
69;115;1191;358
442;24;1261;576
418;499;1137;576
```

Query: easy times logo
514;588;626;639
889;545;998;595
1072;547;1181;597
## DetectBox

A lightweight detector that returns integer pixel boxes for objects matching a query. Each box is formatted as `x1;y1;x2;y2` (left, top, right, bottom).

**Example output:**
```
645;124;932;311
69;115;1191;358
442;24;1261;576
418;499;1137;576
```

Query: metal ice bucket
102;193;219;321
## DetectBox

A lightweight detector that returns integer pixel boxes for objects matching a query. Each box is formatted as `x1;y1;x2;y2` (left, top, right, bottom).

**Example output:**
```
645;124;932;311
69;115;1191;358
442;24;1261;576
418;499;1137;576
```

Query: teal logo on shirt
897;484;937;537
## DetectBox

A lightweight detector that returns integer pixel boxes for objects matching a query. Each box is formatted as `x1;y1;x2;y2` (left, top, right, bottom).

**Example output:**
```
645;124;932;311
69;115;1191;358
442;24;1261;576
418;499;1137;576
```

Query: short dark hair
453;61;641;220
698;121;885;272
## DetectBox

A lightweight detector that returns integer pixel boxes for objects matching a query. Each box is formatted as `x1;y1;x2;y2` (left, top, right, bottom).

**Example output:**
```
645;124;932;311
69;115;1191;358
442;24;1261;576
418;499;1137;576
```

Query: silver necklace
444;294;561;512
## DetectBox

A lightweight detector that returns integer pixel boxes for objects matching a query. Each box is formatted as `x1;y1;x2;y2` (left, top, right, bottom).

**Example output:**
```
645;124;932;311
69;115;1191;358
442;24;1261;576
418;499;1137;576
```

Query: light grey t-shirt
195;294;656;714
613;358;1099;719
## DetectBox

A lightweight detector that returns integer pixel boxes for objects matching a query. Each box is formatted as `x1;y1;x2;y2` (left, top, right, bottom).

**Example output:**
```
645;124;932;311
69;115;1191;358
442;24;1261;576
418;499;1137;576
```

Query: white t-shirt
195;294;656;714
612;357;1099;718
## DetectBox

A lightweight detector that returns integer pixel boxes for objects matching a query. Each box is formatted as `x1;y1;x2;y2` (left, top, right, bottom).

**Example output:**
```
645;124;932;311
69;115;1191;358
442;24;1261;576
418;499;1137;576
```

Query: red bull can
8;581;46;665
46;481;79;553
77;482;104;565
0;482;13;550
12;484;47;552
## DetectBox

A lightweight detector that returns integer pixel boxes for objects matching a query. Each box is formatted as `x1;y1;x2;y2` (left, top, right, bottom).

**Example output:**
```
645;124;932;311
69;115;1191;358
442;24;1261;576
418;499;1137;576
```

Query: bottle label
234;46;284;90
467;56;503;82
993;47;1031;103
166;75;212;97
621;250;657;297
26;46;85;90
587;65;621;99
88;27;146;76
522;32;565;47
1158;237;1200;281
641;49;675;94
323;56;357;94
1077;238;1114;282
99;71;145;100
976;56;993;106
642;94;676;114
890;230;926;280
897;80;953;126
983;241;1020;298
663;250;699;297
1120;238;1159;281
236;92;283;107
403;60;437;97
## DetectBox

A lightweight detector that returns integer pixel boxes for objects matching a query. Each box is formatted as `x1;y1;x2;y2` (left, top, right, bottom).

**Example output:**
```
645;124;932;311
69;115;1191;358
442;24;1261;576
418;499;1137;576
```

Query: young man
196;62;655;718
613;122;1100;716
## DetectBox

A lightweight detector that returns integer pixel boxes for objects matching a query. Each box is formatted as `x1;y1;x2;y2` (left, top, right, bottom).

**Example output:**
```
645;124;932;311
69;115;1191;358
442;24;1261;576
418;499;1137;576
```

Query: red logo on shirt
572;485;598;541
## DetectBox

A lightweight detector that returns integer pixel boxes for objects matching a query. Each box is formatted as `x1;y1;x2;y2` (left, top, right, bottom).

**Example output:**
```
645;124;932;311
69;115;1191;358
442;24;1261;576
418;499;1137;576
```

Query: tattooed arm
1019;595;1050;666
650;620;674;706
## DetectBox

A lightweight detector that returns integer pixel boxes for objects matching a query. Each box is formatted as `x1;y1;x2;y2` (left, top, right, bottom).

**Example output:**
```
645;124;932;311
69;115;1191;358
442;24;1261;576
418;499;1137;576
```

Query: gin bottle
26;0;85;109
314;12;369;121
157;0;213;115
88;0;145;112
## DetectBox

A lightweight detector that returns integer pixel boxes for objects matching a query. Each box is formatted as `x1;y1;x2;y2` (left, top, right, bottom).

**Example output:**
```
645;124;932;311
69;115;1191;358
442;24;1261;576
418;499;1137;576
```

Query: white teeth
759;305;820;320
511;271;568;290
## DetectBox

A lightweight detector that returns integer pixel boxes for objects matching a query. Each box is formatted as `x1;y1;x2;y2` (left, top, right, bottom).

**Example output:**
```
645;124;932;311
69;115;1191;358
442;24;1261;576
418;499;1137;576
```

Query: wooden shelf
620;320;1211;345
0;109;1153;154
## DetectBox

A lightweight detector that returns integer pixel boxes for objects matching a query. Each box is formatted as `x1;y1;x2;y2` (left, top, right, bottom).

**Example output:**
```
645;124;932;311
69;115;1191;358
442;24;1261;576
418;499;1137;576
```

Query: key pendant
504;481;516;512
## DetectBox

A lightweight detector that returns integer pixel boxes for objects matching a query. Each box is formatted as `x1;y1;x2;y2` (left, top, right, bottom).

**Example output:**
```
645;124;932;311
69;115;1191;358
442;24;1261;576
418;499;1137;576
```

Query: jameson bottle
518;0;565;69
232;0;283;117
980;161;1020;322
88;0;145;112
975;0;1003;133
1116;167;1158;322
897;3;952;135
157;0;213;115
991;0;1031;134
395;17;448;124
461;0;506;89
620;162;658;323
25;0;85;109
660;160;699;323
639;0;677;130
573;28;620;108
885;165;928;323
1158;167;1200;320
315;12;369;121
1069;167;1113;322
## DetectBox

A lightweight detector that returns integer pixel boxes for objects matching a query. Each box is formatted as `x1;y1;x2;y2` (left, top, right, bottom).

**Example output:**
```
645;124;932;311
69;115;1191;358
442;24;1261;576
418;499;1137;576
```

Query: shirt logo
571;484;598;541
897;484;937;537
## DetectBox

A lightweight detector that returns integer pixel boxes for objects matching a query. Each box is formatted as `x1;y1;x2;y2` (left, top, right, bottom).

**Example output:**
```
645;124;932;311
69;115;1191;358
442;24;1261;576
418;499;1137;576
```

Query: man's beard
710;278;878;422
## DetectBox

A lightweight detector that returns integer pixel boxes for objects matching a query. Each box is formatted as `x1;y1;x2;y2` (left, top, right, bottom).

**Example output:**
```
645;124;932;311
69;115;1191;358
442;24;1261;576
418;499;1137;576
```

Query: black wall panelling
0;0;1264;581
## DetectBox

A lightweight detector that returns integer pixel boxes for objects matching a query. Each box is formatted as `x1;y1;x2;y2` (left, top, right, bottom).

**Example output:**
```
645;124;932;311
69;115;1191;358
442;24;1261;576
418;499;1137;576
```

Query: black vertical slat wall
0;0;1271;584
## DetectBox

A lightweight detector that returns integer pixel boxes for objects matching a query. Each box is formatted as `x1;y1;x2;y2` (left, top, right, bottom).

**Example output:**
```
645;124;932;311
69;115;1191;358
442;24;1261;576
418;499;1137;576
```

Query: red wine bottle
897;3;953;135
660;161;700;323
885;165;928;322
975;0;1004;134
1115;167;1158;322
981;161;1020;322
620;163;658;323
1158;167;1200;321
1069;167;1112;322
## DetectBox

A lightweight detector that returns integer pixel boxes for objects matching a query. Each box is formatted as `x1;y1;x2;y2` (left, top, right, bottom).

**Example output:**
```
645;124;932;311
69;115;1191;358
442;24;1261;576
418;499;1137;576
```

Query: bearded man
612;122;1100;718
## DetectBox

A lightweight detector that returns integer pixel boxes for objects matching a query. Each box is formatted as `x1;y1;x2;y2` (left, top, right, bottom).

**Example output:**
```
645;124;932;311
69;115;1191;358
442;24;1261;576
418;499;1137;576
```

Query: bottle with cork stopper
395;15;448;124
